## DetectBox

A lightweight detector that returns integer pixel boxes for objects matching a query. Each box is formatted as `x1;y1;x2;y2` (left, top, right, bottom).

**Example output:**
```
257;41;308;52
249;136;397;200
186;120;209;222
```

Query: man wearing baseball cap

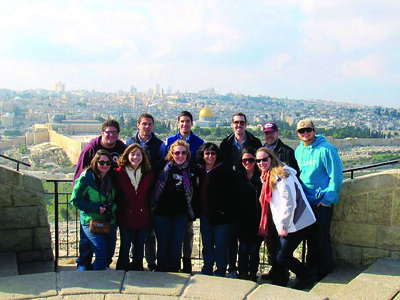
260;121;299;284
295;118;343;281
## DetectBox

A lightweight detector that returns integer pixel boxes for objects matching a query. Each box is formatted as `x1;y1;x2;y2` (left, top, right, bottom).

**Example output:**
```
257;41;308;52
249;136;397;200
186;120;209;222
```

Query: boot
182;258;192;274
239;271;249;280
249;272;258;282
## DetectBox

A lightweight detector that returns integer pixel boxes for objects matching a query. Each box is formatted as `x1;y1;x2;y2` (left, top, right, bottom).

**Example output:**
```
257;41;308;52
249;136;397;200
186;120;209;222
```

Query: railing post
54;181;59;271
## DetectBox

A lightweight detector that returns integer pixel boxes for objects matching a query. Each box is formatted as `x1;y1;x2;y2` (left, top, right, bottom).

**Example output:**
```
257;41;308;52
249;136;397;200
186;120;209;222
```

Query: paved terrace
1;257;399;300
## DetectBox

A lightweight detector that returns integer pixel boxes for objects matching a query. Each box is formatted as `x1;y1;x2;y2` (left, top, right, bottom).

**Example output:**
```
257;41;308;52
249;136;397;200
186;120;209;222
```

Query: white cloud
341;55;385;78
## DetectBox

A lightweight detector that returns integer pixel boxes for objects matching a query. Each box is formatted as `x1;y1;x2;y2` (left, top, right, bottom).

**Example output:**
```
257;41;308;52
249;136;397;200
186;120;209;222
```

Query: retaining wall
0;165;53;264
332;169;400;266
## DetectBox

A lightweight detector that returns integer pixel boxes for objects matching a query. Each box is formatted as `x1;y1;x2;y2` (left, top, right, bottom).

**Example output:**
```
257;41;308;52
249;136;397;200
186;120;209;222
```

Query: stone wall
332;169;400;266
0;165;53;264
48;130;82;165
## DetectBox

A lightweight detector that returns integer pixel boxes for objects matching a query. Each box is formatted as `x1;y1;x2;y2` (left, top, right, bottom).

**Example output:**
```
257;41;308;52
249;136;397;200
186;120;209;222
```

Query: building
195;107;217;128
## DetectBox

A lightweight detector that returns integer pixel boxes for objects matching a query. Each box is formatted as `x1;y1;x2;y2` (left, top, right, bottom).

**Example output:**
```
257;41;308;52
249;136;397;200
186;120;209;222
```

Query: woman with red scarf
256;147;316;290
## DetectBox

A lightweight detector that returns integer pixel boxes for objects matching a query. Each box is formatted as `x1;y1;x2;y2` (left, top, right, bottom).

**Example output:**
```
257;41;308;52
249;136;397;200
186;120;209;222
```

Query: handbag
89;219;110;234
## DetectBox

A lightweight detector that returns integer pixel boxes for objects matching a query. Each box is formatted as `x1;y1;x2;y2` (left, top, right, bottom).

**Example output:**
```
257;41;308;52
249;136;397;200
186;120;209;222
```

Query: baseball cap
296;119;315;131
262;121;278;133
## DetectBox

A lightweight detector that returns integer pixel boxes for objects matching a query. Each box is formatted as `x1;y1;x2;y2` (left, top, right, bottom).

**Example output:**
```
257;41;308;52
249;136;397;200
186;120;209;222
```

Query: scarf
126;166;142;191
151;160;194;220
258;170;273;242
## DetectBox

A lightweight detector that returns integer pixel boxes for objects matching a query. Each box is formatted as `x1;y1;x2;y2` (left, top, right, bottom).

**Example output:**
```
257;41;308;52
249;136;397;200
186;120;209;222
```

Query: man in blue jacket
295;118;343;281
165;111;204;273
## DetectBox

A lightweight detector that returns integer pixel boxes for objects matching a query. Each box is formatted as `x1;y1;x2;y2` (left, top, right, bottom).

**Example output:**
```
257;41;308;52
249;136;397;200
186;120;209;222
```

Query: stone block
59;270;125;295
0;272;57;299
0;165;22;186
366;190;393;225
12;187;44;207
393;188;400;226
248;283;325;300
342;193;367;223
0;184;12;207
362;247;390;266
0;229;33;252
17;249;54;263
182;274;256;300
389;251;400;260
336;222;377;247
3;206;38;229
333;244;362;266
22;173;44;193
332;200;343;221
341;172;397;196
38;204;51;227
124;271;189;296
35;226;52;250
377;226;400;250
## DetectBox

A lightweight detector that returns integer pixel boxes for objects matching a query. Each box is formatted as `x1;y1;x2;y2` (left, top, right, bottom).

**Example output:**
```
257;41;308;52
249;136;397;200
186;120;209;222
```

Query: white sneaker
77;265;87;272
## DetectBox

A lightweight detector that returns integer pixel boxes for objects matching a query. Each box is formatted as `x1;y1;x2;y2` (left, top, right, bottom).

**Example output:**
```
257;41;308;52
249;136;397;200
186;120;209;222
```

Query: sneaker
77;265;87;272
227;270;239;279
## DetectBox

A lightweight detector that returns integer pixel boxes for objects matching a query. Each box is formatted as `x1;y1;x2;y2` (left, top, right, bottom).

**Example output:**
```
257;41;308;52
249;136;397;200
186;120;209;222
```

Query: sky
0;0;399;107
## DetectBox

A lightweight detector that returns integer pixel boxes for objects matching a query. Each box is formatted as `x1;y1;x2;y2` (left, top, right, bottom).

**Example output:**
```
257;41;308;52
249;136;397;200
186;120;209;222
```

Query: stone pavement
1;258;399;299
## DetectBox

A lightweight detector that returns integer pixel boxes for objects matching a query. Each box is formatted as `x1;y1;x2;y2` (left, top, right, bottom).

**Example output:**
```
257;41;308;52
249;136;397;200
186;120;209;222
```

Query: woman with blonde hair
256;147;316;289
115;144;154;271
151;140;195;272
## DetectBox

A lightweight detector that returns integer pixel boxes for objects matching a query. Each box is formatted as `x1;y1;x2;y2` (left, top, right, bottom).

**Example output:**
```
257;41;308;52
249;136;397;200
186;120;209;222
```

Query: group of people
70;111;343;290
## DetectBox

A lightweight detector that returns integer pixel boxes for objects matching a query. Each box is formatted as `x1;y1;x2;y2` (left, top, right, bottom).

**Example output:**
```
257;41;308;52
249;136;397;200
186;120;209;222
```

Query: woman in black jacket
236;147;263;282
195;142;236;277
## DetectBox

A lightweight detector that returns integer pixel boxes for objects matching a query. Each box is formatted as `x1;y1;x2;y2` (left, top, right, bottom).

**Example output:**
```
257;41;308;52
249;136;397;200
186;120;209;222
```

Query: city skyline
1;0;399;108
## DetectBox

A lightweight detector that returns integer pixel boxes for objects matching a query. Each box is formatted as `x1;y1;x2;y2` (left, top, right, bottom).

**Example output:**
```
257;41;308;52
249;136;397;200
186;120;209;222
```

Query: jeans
227;223;239;272
117;227;148;271
238;240;262;274
144;224;156;266
200;214;230;277
76;224;93;268
276;226;311;280
153;214;187;272
82;223;117;270
183;221;194;259
306;205;333;277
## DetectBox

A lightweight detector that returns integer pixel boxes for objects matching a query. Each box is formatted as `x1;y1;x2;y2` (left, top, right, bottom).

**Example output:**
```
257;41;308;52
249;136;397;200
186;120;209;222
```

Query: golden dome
199;107;214;118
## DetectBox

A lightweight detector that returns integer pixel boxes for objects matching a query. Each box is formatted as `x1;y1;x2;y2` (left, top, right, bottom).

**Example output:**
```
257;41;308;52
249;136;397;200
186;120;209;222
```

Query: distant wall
0;137;26;150
0;165;53;264
48;130;82;165
332;169;400;266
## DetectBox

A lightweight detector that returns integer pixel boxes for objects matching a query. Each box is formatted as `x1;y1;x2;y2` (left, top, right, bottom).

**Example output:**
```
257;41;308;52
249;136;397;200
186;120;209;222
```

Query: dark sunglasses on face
242;158;255;163
255;156;270;163
204;151;216;156
233;120;245;125
173;151;188;156
297;128;313;134
98;160;112;166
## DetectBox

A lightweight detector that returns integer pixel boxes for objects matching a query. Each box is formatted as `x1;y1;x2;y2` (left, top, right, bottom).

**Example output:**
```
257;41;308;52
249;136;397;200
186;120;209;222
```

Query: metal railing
0;153;31;171
47;159;399;271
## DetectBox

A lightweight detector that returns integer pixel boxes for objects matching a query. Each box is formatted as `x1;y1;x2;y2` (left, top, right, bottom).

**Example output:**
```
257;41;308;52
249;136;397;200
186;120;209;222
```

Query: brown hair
118;144;151;174
101;119;120;133
137;113;154;124
256;147;288;190
231;112;247;124
166;140;191;163
90;149;113;181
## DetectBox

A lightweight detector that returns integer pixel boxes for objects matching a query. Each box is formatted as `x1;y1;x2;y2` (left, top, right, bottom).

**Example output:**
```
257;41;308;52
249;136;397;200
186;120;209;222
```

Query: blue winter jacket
164;131;204;162
295;135;343;206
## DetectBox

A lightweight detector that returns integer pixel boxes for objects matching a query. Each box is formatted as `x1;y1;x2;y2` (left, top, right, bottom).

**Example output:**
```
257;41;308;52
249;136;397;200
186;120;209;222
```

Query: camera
100;202;114;221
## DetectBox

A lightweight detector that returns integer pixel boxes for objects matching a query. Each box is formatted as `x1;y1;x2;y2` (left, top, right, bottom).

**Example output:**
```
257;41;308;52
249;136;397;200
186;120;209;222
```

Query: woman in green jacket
71;149;117;270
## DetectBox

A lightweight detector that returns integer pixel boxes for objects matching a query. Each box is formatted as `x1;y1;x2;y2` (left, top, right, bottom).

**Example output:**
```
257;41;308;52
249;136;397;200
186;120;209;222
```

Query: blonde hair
166;140;191;163
255;147;289;190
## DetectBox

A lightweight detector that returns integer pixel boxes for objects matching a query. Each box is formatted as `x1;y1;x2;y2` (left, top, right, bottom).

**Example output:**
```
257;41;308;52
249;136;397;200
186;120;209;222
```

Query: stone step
0;252;18;277
309;264;364;298
330;258;400;300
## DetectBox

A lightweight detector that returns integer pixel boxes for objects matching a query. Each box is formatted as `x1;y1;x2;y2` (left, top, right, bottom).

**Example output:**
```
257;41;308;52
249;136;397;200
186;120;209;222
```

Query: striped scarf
258;170;273;242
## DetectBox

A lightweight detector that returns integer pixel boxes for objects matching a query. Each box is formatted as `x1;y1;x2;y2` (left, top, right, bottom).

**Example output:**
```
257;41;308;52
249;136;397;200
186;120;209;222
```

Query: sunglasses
204;151;216;156
255;156;270;163
98;160;112;166
297;128;313;134
103;130;119;135
242;158;255;163
173;151;188;156
233;120;245;125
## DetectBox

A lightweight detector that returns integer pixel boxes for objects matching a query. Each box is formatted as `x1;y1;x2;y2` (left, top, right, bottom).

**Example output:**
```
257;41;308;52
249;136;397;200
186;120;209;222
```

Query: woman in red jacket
115;144;154;271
